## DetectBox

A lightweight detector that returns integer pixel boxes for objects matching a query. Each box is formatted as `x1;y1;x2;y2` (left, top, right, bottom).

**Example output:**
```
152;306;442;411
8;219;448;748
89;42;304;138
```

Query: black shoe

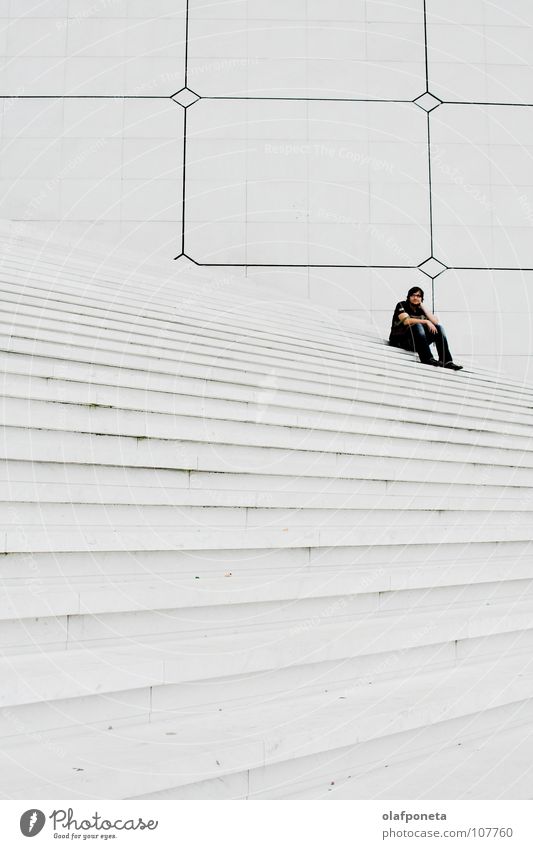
444;361;463;371
424;358;442;366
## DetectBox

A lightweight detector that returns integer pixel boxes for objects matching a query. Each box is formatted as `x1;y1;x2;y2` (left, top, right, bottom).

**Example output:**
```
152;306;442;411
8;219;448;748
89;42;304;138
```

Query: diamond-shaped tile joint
413;91;442;113
418;257;448;279
171;87;201;108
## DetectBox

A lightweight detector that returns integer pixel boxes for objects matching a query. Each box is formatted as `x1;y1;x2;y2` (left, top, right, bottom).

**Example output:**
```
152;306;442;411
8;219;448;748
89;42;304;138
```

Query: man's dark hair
406;286;424;301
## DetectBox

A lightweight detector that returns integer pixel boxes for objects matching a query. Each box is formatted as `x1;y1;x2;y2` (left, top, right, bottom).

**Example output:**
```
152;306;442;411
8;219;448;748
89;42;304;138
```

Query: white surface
186;100;429;264
187;0;425;99
431;104;533;268
0;3;187;95
428;0;533;103
0;96;183;254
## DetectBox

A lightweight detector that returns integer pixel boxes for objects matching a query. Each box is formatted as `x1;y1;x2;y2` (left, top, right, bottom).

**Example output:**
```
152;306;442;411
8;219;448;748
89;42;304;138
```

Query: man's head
406;286;424;305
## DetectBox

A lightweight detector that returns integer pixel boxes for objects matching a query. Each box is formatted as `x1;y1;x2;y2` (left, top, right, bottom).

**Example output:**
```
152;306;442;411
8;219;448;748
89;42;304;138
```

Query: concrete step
1;559;532;625
5;458;533;501
1;541;529;581
0;266;484;369
309;711;533;800
4;236;530;393
2;302;530;408
4;477;532;512
135;699;533;800
3;500;533;532
2;394;533;476
2;425;531;488
0;224;181;277
3;594;533;700
0;297;479;390
1;539;531;583
3;350;532;438
0;266;378;342
2;230;532;799
239;698;533;801
1;319;528;430
0;631;526;749
0;255;376;346
3;361;533;445
1;302;524;412
0;650;531;799
0;503;531;553
3;246;529;392
4;375;533;462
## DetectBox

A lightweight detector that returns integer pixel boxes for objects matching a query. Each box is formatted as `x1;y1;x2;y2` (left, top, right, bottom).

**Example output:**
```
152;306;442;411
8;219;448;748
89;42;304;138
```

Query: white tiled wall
0;96;183;255
1;0;532;379
0;2;186;95
435;268;533;382
187;0;425;99
186;100;430;265
428;0;533;103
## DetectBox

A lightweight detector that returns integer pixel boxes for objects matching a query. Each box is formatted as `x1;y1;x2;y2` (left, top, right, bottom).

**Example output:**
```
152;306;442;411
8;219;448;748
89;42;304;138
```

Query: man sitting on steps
389;286;463;370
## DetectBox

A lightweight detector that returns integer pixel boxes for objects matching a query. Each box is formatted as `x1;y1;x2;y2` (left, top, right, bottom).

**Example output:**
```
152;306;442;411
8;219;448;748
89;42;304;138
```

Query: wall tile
63;99;124;138
0;136;62;178
122;138;180;180
60;137;124;178
187;0;425;98
428;0;533;102
185;140;248;181
65;17;128;57
432;184;493;227
1;57;66;94
5;16;67;55
124;17;184;57
68;0;128;17
2;5;185;95
60;178;123;220
245;222;310;264
248;180;308;223
0;97;182;250
118;221;180;256
11;0;68;16
123;57;183;97
2;98;65;138
186;180;246;223
433;224;495;267
498;356;533;384
123;99;182;137
244;266;310;300
120;178;181;221
185;221;247;263
186;100;429;266
64;57;125;96
127;0;186;16
306;267;420;312
432;104;533;267
434;269;533;314
0;177;61;218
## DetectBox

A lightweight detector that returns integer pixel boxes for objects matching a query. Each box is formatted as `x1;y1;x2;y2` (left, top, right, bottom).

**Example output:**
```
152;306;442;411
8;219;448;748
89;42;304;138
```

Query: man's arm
398;311;438;334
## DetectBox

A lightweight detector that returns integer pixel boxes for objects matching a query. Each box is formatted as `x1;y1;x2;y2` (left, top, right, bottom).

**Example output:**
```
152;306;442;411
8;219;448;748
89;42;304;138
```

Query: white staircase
1;230;533;800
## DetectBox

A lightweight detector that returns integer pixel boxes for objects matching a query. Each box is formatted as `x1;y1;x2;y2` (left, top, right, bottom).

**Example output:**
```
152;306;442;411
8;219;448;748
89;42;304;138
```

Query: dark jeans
390;323;453;364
